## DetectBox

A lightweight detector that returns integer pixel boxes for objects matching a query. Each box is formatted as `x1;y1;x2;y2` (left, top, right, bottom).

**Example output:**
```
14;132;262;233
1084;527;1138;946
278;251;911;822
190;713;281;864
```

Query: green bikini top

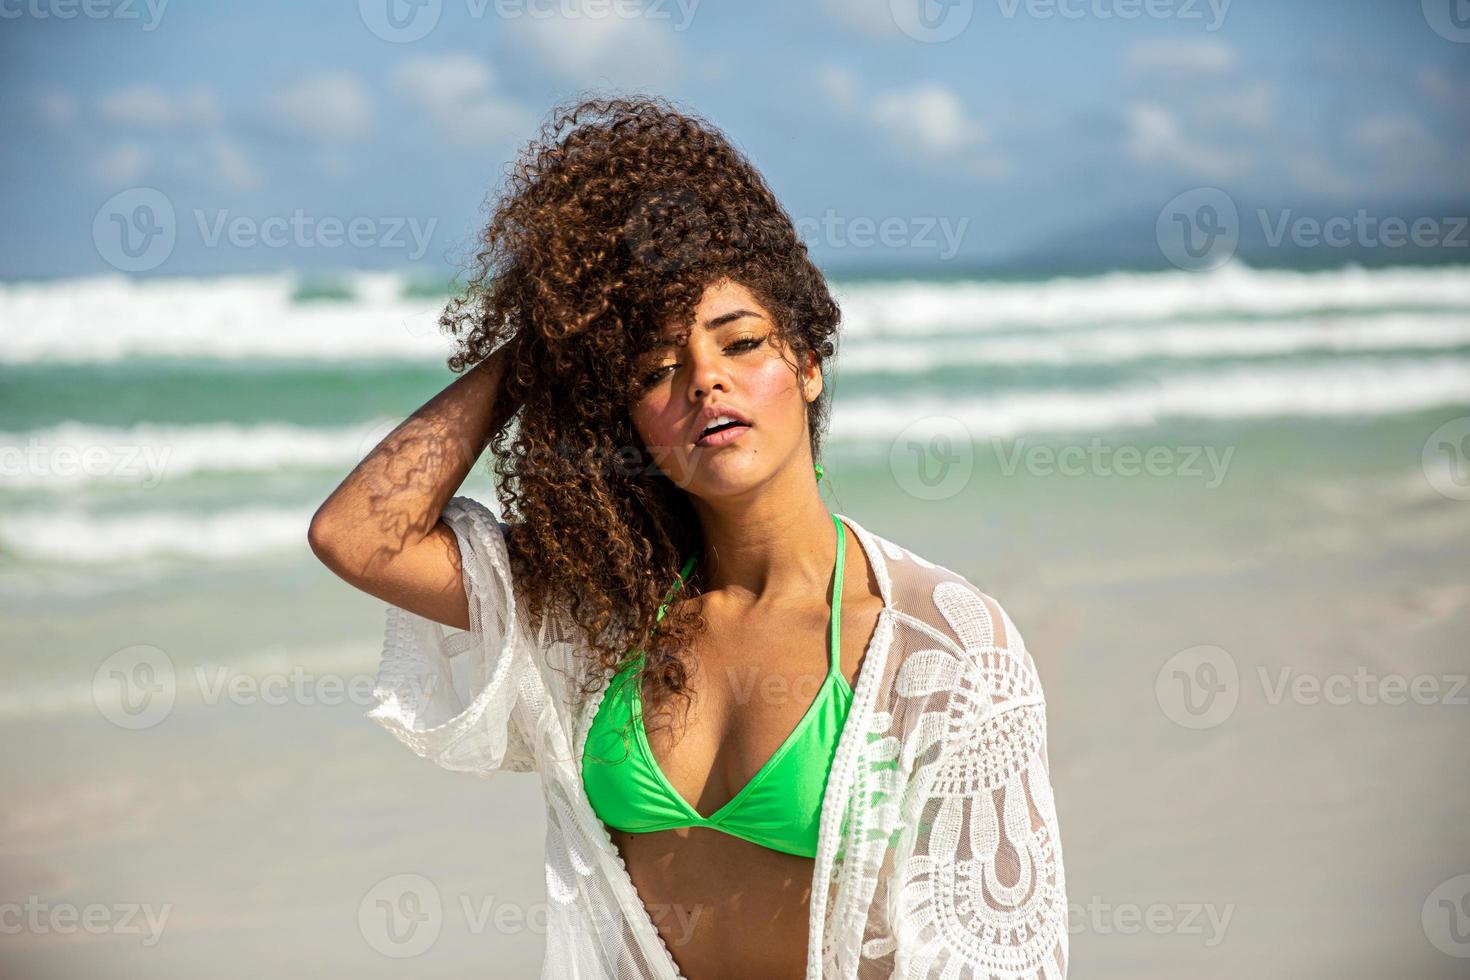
582;512;853;859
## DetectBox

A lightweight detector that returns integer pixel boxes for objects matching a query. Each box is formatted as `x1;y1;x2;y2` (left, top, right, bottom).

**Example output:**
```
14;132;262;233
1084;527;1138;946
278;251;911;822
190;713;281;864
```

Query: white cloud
1124;40;1236;78
818;71;1004;180
269;71;372;141
208;138;262;190
817;65;859;113
1416;66;1462;109
95;142;150;183
1125;102;1251;179
98;84;221;127
1355;114;1436;153
819;0;899;36
871;84;987;155
1197;81;1274;131
393;55;529;147
508;11;682;89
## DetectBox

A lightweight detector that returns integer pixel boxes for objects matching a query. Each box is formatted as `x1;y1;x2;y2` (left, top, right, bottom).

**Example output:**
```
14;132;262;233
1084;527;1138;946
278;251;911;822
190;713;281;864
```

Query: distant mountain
1005;195;1470;275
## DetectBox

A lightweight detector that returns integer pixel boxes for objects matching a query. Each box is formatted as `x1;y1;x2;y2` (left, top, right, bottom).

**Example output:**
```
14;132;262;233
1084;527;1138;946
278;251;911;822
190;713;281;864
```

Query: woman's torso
597;524;884;979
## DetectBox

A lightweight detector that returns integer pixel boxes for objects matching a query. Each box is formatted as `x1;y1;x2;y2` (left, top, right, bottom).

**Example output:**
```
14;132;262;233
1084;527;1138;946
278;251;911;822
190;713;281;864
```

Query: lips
695;421;750;447
692;406;753;445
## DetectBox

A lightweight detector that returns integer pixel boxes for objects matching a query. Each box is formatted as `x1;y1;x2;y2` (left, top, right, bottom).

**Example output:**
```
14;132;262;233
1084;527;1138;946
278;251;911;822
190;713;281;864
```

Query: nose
685;335;730;401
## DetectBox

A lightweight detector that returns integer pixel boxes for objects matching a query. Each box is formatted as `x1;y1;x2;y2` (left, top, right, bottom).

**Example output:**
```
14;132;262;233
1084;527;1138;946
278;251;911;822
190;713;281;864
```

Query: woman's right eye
641;363;674;386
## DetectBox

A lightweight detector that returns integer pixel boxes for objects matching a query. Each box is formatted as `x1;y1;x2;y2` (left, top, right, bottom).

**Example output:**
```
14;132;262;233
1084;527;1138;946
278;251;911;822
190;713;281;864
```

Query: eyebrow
651;309;764;349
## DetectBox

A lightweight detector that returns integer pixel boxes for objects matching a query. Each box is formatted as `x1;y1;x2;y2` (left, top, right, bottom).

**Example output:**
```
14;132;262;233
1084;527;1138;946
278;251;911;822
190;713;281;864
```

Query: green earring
814;463;824;481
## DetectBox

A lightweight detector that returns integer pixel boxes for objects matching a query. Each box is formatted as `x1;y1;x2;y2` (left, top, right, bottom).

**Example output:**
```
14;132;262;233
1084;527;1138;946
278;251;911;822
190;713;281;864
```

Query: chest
636;591;877;822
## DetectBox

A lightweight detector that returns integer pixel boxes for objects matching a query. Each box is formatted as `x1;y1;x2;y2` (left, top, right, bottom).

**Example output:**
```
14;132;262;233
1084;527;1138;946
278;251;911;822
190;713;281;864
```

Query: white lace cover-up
369;496;1069;979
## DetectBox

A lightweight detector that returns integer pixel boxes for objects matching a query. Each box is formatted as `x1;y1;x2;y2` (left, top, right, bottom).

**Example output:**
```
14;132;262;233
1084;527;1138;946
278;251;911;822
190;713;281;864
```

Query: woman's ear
802;347;824;404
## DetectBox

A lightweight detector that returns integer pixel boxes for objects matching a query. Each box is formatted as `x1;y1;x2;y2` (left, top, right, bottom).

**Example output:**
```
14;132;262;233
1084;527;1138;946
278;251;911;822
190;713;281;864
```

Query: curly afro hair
439;93;841;741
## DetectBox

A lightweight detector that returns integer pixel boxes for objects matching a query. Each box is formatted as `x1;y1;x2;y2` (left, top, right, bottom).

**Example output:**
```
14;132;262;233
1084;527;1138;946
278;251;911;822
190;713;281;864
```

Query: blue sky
3;0;1467;279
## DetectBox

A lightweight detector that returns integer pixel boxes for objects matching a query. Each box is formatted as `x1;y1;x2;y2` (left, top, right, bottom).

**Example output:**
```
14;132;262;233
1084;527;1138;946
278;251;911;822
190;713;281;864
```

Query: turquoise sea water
2;262;1469;977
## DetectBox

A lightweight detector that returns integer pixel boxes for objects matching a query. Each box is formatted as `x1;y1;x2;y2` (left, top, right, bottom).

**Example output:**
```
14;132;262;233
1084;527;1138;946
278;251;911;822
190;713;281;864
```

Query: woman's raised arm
307;339;518;630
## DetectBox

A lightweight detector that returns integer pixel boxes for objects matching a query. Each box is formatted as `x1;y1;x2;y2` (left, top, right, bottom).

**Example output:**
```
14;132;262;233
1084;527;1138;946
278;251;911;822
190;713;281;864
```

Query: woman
309;95;1068;979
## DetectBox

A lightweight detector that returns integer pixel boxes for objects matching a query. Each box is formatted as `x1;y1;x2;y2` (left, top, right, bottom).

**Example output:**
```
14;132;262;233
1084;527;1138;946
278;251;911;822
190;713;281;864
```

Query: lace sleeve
894;583;1069;978
365;495;538;776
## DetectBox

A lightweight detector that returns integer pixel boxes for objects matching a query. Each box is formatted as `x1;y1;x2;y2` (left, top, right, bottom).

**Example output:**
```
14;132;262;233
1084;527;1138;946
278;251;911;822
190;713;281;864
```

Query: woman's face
630;278;821;497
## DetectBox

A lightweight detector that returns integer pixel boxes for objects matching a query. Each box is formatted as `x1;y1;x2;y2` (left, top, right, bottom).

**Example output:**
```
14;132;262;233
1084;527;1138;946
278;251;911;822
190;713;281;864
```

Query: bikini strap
829;511;845;678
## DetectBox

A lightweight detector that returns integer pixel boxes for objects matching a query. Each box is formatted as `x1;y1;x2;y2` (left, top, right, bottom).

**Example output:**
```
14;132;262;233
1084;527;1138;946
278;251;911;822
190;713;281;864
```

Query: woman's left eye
728;335;765;352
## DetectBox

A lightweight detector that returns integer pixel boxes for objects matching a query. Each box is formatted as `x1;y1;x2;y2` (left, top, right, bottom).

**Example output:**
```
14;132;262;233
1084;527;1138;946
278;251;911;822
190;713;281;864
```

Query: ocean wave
0;420;394;489
832;262;1470;336
0;505;314;563
0;271;448;364
829;356;1470;439
4;263;1469;362
839;312;1470;371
